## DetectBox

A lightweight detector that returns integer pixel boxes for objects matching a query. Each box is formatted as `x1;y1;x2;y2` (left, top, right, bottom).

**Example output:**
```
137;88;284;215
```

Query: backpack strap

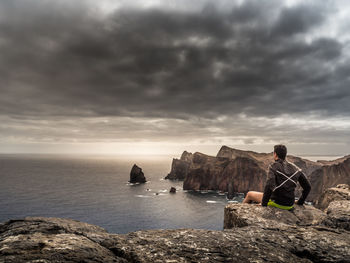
273;170;299;192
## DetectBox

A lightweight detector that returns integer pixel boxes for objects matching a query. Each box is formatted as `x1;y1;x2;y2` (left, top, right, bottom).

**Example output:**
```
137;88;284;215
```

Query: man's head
274;144;287;160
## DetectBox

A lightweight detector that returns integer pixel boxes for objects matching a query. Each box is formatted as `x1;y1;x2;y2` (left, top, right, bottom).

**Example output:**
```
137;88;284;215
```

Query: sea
0;154;342;234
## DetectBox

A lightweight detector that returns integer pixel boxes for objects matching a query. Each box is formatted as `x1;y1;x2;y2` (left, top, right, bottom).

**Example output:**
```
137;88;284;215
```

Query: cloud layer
0;0;349;154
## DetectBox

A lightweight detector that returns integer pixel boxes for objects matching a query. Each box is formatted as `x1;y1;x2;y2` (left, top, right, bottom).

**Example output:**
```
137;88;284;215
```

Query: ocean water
0;154;342;234
0;154;242;234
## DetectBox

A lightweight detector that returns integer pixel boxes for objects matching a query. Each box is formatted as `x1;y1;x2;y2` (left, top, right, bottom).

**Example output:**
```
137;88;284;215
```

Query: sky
0;0;350;156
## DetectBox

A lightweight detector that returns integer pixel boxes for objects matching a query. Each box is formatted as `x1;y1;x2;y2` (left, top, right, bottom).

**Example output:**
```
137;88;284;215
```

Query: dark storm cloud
272;3;326;37
0;0;348;121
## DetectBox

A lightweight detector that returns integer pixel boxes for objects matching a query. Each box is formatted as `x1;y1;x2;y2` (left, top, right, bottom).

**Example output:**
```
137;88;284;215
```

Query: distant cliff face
182;153;267;194
315;184;350;210
183;152;230;191
165;151;193;180
167;145;350;202
309;158;350;201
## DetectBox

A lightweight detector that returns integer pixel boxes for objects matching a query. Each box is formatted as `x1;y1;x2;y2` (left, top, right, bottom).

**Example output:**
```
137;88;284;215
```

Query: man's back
262;159;311;207
242;145;311;208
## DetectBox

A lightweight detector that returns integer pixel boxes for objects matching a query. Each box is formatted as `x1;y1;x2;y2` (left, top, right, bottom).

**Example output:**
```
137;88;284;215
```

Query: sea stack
129;164;146;183
227;180;234;200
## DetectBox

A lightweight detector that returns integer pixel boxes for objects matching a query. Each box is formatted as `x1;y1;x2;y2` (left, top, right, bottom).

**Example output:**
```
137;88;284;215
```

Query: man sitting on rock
243;144;311;210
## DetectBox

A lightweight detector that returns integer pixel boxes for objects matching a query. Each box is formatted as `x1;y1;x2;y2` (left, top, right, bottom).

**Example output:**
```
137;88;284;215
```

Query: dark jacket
262;158;311;207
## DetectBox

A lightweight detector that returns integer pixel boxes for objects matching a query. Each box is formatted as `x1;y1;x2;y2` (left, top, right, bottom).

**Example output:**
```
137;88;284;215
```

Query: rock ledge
1;185;350;262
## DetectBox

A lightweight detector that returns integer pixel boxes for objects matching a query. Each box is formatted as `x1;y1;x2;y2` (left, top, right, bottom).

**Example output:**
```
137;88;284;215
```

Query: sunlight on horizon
0;142;348;160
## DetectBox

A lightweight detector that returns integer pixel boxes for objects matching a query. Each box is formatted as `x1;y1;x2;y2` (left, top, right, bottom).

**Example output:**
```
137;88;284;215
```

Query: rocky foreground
165;146;350;202
1;185;349;262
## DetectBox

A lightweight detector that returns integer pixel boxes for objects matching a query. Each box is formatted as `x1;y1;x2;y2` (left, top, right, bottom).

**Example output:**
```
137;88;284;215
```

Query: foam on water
135;195;151;198
206;200;220;204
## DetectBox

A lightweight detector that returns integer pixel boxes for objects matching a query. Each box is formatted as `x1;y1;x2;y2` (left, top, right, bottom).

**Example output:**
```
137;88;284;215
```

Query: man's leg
242;191;263;204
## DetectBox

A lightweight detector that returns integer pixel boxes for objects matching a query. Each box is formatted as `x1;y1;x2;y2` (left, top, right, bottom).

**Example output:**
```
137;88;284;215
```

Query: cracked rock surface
0;217;127;263
1;185;350;262
223;185;350;263
0;214;349;263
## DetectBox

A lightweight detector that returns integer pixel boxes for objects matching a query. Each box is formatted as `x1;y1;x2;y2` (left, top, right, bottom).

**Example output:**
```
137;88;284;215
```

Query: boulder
310;184;350;231
224;204;326;229
129;164;146;184
0;217;127;263
224;183;350;232
169;187;176;193
223;201;350;262
322;200;350;231
315;184;350;210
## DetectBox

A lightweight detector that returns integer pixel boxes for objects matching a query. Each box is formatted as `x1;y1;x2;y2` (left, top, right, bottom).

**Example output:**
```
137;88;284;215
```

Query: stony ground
0;184;349;263
0;213;349;263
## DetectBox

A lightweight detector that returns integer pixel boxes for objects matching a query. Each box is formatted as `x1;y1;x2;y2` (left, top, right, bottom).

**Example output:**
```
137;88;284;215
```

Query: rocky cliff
308;156;350;201
315;184;350;210
1;185;349;262
166;145;350;202
165;151;193;180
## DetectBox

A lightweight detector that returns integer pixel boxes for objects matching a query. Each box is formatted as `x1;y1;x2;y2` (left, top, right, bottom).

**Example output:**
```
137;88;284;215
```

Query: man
242;145;311;210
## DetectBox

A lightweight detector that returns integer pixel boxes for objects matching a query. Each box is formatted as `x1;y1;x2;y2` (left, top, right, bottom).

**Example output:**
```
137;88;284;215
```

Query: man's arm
261;165;276;206
296;172;311;205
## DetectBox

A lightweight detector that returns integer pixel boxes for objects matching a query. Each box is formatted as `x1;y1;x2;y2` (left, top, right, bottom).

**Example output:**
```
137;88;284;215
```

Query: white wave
206;200;219;204
135;195;151;198
126;182;138;186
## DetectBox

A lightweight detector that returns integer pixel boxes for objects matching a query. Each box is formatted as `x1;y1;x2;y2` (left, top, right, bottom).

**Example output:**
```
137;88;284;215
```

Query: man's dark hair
274;144;287;160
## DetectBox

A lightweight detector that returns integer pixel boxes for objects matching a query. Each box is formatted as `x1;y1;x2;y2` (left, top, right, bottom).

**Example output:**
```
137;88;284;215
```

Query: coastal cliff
165;151;193;180
167;145;350;202
1;185;349;262
309;156;350;201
